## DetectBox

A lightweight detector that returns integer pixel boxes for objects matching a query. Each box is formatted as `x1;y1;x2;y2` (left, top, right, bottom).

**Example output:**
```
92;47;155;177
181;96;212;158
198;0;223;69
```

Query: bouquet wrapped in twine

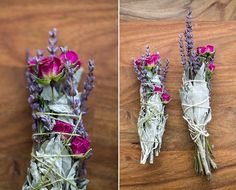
179;10;217;178
22;28;95;190
133;47;170;164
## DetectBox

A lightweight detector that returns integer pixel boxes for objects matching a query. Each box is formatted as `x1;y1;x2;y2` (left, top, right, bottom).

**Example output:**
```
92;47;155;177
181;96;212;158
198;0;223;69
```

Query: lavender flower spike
81;59;95;108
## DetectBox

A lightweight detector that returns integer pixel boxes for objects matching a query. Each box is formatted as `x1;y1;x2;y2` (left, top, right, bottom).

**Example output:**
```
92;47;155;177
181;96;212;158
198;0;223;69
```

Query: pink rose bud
162;93;170;102
60;50;81;69
208;63;216;71
135;57;142;66
37;57;64;85
60;50;78;63
145;53;160;66
28;58;37;66
206;44;215;53
53;121;73;139
27;58;37;74
71;136;91;156
154;86;163;93
197;46;207;55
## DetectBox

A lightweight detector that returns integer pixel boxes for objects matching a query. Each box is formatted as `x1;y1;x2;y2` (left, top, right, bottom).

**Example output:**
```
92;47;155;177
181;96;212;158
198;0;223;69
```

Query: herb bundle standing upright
133;47;170;164
179;9;217;179
23;28;95;190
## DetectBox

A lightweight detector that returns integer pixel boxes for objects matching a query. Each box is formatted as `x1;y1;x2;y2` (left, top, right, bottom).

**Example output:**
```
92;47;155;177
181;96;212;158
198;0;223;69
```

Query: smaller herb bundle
133;47;170;164
23;28;95;190
179;9;217;179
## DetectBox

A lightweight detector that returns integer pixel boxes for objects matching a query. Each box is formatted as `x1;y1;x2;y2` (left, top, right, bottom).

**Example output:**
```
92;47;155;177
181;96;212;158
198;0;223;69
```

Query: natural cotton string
182;80;210;143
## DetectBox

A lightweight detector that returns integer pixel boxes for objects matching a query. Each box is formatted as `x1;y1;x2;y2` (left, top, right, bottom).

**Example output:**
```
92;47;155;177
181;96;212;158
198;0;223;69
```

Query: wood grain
120;20;236;190
0;0;118;189
121;0;236;21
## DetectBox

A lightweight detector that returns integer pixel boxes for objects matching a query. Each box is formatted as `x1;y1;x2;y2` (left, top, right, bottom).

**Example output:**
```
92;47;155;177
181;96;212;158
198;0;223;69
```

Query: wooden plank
121;0;236;21
120;20;236;190
0;0;118;189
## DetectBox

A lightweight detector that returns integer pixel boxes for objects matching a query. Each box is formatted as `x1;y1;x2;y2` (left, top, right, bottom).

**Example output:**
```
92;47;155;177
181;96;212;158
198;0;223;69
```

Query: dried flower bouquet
179;10;217;179
133;47;170;164
22;28;95;190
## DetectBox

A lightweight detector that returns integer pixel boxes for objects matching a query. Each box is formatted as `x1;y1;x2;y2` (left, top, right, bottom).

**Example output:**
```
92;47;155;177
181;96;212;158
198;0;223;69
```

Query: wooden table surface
120;20;236;190
0;0;118;190
121;0;236;21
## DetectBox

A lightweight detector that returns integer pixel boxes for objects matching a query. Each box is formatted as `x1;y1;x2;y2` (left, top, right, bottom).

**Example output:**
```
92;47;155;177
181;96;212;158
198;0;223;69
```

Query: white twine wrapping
25;112;85;190
182;80;210;143
180;78;217;177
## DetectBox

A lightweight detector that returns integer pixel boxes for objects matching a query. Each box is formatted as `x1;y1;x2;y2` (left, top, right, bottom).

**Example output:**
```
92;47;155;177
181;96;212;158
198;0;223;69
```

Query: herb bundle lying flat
22;28;95;190
133;47;170;164
179;10;217;179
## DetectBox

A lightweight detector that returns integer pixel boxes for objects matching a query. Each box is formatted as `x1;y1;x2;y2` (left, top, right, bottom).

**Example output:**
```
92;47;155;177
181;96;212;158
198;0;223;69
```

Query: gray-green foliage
22;137;88;190
138;73;168;164
180;63;217;178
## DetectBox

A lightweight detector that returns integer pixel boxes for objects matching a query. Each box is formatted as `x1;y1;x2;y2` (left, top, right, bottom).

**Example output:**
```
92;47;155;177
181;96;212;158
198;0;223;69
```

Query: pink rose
154;86;163;93
27;58;37;74
53;120;73;139
162;93;170;103
134;57;142;66
206;45;214;53
28;58;37;66
208;62;216;71
60;50;81;68
36;57;64;85
197;46;207;55
71;136;91;156
145;53;160;67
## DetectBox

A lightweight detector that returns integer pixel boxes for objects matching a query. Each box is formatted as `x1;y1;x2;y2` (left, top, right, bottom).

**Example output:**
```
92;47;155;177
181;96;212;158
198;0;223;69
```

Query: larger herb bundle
179;10;217;179
22;28;95;190
133;47;170;164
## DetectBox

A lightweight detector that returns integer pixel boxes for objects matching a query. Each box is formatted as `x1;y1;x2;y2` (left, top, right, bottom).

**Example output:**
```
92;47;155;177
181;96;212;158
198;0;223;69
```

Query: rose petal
154;86;162;93
208;63;216;71
52;57;63;75
206;45;214;53
53;120;73;139
39;58;53;78
135;57;142;66
38;57;63;80
60;50;78;64
162;93;170;102
75;60;82;68
146;53;160;66
71;136;91;155
28;58;36;66
197;46;207;55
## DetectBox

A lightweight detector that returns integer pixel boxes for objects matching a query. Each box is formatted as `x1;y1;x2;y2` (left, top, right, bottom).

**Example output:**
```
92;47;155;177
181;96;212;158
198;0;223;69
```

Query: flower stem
194;136;217;179
51;84;55;102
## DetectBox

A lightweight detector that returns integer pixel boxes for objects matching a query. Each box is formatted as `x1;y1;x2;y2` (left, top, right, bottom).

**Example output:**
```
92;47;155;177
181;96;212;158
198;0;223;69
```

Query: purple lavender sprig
81;59;95;109
26;70;42;148
179;34;186;67
47;28;58;56
179;8;197;78
160;58;169;82
184;9;194;61
133;58;147;83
